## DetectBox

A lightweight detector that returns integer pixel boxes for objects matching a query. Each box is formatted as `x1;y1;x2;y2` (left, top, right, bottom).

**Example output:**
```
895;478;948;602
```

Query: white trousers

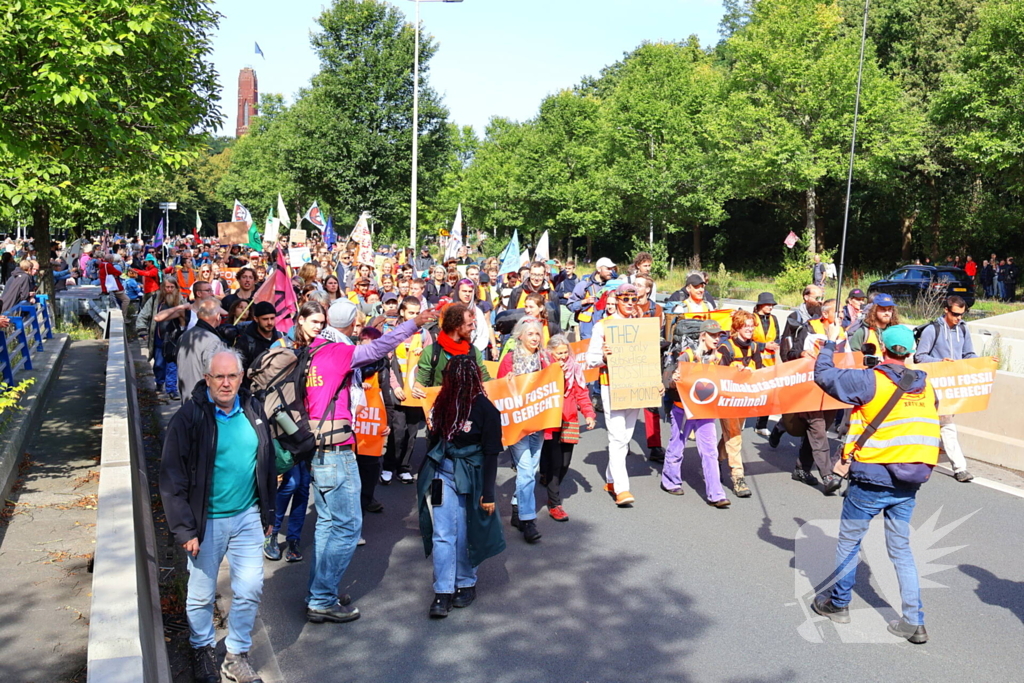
602;385;641;494
939;415;968;472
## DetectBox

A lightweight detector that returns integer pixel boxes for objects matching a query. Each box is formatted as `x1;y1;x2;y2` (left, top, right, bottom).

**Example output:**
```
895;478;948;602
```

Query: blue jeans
830;481;923;625
152;336;177;393
186;506;264;654
306;447;362;610
508;432;543;521
273;462;311;542
431;458;476;594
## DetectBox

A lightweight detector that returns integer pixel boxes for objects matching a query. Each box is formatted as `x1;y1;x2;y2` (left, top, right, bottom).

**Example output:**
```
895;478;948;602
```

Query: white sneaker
398;472;414;484
755;429;771;437
358;537;366;546
380;470;393;484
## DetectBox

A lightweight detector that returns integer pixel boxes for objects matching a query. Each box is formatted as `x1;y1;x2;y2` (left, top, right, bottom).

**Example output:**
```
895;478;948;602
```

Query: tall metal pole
835;0;871;305
410;0;420;256
137;199;142;240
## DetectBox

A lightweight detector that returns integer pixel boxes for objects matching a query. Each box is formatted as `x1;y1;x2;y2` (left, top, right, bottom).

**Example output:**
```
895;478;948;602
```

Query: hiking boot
452;586;476;608
510;504;521;530
732;477;752;498
262;533;281;561
648;446;665;463
792;468;819;486
822;474;843;495
548;504;569;522
379;470;394;485
430;593;454;618
307;600;360;624
191;645;220;683
954;470;974;483
888;617;928;644
222;651;263;683
285;539;303;563
811;594;850;624
521;519;542;543
615;491;635;507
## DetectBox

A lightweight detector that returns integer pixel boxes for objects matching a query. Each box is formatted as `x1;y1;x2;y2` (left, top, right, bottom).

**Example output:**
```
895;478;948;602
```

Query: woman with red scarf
539;334;596;522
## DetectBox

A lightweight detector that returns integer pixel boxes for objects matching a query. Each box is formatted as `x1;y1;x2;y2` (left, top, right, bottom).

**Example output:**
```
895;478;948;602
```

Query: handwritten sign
355;386;387;456
604;317;662;410
289;229;307;245
217;221;249;245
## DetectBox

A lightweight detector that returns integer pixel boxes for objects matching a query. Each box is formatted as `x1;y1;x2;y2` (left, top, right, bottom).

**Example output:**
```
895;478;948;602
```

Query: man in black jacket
160;349;277;683
235;301;283;373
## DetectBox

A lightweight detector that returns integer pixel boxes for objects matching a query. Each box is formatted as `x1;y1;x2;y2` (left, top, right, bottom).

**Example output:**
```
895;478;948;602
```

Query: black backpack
912;320;942;357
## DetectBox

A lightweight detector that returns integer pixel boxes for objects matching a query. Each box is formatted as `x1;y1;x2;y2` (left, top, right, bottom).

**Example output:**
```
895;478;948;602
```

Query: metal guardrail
1;295;54;385
88;311;171;683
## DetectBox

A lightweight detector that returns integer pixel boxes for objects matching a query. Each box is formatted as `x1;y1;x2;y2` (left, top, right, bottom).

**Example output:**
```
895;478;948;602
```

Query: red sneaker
548;505;569;522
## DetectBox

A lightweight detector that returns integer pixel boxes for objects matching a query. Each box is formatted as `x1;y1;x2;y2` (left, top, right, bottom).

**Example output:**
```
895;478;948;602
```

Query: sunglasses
617;295;638;303
947;310;964;318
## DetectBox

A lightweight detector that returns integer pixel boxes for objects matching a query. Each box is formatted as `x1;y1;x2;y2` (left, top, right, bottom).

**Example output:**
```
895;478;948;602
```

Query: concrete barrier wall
955;369;1024;471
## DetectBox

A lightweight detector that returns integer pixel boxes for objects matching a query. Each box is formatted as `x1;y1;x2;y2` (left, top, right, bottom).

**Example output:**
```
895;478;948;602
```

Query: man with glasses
914;295;983;482
160;349;277;683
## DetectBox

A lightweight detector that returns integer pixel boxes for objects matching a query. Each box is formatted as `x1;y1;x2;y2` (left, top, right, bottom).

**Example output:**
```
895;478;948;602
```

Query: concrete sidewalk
0;340;107;683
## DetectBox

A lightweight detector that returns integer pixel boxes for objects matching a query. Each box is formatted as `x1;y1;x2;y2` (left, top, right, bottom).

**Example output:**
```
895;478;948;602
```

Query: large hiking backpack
663;317;704;372
247;345;318;461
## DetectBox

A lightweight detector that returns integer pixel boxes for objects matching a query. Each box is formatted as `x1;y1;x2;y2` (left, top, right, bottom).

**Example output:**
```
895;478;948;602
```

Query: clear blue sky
211;0;727;138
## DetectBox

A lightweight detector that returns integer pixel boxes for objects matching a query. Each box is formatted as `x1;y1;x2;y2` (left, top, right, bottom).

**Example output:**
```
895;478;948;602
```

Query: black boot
648;446;665;463
521;519;542;543
510;504;520;530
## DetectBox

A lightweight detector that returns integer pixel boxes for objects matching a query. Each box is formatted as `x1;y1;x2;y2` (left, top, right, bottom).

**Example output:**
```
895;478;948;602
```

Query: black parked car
868;265;975;307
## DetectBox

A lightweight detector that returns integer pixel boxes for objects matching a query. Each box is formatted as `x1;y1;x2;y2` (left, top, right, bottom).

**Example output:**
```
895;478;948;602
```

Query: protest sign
264;217;280;244
217;221;249;245
569;339;601;383
423;364;564;445
675;355;863;419
289;229;307;245
912;356;998;415
604;317;662;410
355;386;387;456
288;247;312;268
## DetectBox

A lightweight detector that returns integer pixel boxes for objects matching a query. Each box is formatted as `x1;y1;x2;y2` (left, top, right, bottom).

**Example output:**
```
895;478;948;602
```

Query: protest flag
324;216;337;248
303;201;327;231
350;211;374;266
443;203;463;262
233;200;253;227
277;193;290;229
534;230;550;262
497;229;520;276
251;249;298;333
154;218;164;248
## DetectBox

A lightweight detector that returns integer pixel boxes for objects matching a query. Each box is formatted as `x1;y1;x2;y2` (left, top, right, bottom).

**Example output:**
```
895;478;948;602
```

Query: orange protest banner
483;360;500;378
355;386;387;456
675;355;862;418
221;267;240;292
911;356;997;415
423;364;564;445
569;339;600;383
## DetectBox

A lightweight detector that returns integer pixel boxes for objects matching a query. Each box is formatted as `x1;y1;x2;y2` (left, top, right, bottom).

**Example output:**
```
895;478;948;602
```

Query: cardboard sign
675;354;862;419
289;229;307;245
217;221;249;245
569;339;601;383
423;364;564;445
604;317;662;410
288;247;312;268
911;356;998;415
355;386;387;456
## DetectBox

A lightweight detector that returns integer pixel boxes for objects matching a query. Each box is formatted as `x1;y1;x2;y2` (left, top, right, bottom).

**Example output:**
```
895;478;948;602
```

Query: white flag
520;247;531;268
443;204;464;262
233;199;253;227
303;201;326;230
534;230;550;262
277;193;291;229
350;211;374;266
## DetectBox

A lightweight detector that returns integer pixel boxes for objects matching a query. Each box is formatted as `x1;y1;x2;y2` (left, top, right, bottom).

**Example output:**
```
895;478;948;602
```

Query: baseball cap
849;288;866;299
595;257;615;270
381;292;398;303
882;325;915;354
328;299;358;329
699;320;722;335
873;292;895;307
685;273;706;287
756;292;777;306
615;283;638;296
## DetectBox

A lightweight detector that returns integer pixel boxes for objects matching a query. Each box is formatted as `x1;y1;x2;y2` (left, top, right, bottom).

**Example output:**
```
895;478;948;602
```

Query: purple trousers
662;405;728;502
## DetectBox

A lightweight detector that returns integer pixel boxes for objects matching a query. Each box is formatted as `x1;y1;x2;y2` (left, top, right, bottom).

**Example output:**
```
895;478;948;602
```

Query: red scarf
438;331;471;356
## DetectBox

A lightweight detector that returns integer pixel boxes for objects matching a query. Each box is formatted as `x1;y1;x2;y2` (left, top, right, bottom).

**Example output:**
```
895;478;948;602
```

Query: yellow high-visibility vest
843;370;940;465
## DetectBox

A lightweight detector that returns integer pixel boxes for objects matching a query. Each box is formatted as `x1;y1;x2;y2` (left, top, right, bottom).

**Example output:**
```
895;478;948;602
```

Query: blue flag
255;42;265;59
154;218;164;248
497;229;520;276
324;215;336;248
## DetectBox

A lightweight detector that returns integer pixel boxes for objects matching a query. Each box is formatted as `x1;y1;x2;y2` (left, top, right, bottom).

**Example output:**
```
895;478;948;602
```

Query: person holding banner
665;320;731;507
417;355;505;619
498;317;552;543
634;274;667;462
752;292;781;436
717;310;764;498
811;324;939;645
355;327;388;515
381;297;432;485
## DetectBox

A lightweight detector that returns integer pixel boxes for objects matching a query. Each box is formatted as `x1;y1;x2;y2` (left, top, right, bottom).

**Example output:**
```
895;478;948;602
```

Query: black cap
756;292;777;306
685;273;705;287
849;288;866;299
252;301;276;318
382;292;399;303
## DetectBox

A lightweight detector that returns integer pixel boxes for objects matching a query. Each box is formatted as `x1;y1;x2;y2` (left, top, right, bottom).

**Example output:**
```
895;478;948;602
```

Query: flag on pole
350;211;374;266
520;247;531;268
784;231;799;249
255;42;265;59
194;210;202;243
324;216;337;248
154;218;165;248
534;230;550;262
277;193;290;229
443;204;464;262
233;200;253;227
497;230;520;276
252;250;298;333
303;201;327;231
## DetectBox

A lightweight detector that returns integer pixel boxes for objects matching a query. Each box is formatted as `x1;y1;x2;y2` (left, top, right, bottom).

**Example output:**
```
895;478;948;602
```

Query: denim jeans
273;462;311;542
186;506;264;654
430;458;476;594
508;431;543;521
306;447;362;610
830;481;923;625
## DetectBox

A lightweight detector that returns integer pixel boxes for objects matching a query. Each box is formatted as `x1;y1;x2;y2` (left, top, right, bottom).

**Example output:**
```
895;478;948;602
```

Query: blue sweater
915;319;976;364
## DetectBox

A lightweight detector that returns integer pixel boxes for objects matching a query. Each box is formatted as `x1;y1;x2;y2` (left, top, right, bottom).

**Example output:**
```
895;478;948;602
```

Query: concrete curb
0;333;70;504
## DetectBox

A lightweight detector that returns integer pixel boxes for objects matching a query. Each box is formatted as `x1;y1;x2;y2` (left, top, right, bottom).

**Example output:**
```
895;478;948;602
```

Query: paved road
238;415;1024;683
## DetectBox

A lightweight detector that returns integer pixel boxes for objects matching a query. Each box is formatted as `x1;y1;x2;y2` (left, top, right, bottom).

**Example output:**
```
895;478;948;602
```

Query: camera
862;343;880;368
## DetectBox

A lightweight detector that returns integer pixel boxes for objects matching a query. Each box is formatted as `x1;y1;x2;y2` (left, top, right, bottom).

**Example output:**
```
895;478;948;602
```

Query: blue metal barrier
0;295;53;385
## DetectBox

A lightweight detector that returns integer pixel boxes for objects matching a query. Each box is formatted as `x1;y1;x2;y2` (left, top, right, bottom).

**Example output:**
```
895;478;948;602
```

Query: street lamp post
409;0;462;256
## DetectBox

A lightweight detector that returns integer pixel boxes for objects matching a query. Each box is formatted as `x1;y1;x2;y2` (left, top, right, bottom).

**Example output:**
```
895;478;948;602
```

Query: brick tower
236;68;259;137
